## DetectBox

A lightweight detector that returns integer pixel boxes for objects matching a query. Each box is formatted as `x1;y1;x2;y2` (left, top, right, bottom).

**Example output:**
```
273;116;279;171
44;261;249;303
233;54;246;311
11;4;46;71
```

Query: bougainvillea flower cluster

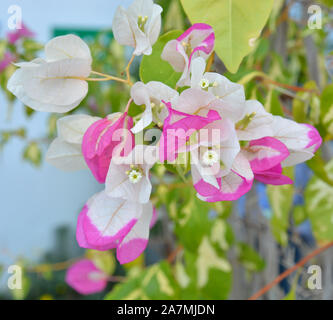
7;0;322;274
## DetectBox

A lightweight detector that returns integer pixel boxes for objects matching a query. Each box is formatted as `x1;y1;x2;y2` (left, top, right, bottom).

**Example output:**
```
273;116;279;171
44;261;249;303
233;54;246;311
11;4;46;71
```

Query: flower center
138;15;148;32
202;150;219;166
126;166;143;184
199;78;210;89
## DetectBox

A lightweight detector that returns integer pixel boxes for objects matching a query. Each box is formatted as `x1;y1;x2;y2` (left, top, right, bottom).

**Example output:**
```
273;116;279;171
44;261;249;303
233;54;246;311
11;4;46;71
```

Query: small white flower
199;78;210;89
112;0;163;56
202;150;219;166
127;167;143;184
106;145;157;203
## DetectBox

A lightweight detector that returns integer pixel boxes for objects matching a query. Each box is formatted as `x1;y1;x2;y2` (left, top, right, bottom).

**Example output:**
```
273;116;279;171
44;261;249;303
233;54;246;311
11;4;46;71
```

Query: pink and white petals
195;171;253;202
201;119;240;170
149;207;158;229
82;113;135;183
271;116;322;166
7;34;92;113
105;145;157;204
65;259;107;295
76;191;155;264
241;137;292;186
159;103;221;162
112;0;163;56
46;115;100;171
246;137;290;172
146;81;179;125
238;136;293;186
162;23;215;86
254;164;293;186
231;152;254;183
79;191;141;250
130;81;178;133
304;124;322;153
117;202;153;264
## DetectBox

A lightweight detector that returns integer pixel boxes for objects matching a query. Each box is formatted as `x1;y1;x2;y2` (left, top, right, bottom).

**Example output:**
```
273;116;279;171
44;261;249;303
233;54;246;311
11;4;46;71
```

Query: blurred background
1;0;333;300
0;0;132;298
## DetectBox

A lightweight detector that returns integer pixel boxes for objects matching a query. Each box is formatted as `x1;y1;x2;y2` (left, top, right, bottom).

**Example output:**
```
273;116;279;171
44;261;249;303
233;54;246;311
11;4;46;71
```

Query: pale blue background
0;0;133;284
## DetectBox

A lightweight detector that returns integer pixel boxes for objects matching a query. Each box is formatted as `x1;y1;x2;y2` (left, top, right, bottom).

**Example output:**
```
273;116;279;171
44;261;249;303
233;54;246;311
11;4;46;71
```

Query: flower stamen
126;166;143;184
138;15;148;32
202;150;219;166
199;78;210;89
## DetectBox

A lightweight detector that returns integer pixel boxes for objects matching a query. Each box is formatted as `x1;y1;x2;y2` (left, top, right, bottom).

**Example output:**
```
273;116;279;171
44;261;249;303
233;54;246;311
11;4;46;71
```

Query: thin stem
167;245;183;263
27;256;83;273
28;258;125;283
125;98;133;113
260;76;320;95
87;72;129;84
248;240;333;300
107;275;126;283
125;54;135;85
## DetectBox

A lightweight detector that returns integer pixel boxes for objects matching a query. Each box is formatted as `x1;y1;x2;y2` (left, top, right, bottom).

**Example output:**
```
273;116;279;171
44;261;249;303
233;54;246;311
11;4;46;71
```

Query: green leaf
173;192;213;252
317;0;333;6
292;82;318;124
292;93;308;123
140;30;182;88
320;83;333;136
180;0;274;73
181;238;232;299
105;261;179;300
164;0;186;32
267;167;294;246
105;274;144;300
141;261;179;300
305;159;333;242
307;152;333;186
236;242;265;272
265;89;283;116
